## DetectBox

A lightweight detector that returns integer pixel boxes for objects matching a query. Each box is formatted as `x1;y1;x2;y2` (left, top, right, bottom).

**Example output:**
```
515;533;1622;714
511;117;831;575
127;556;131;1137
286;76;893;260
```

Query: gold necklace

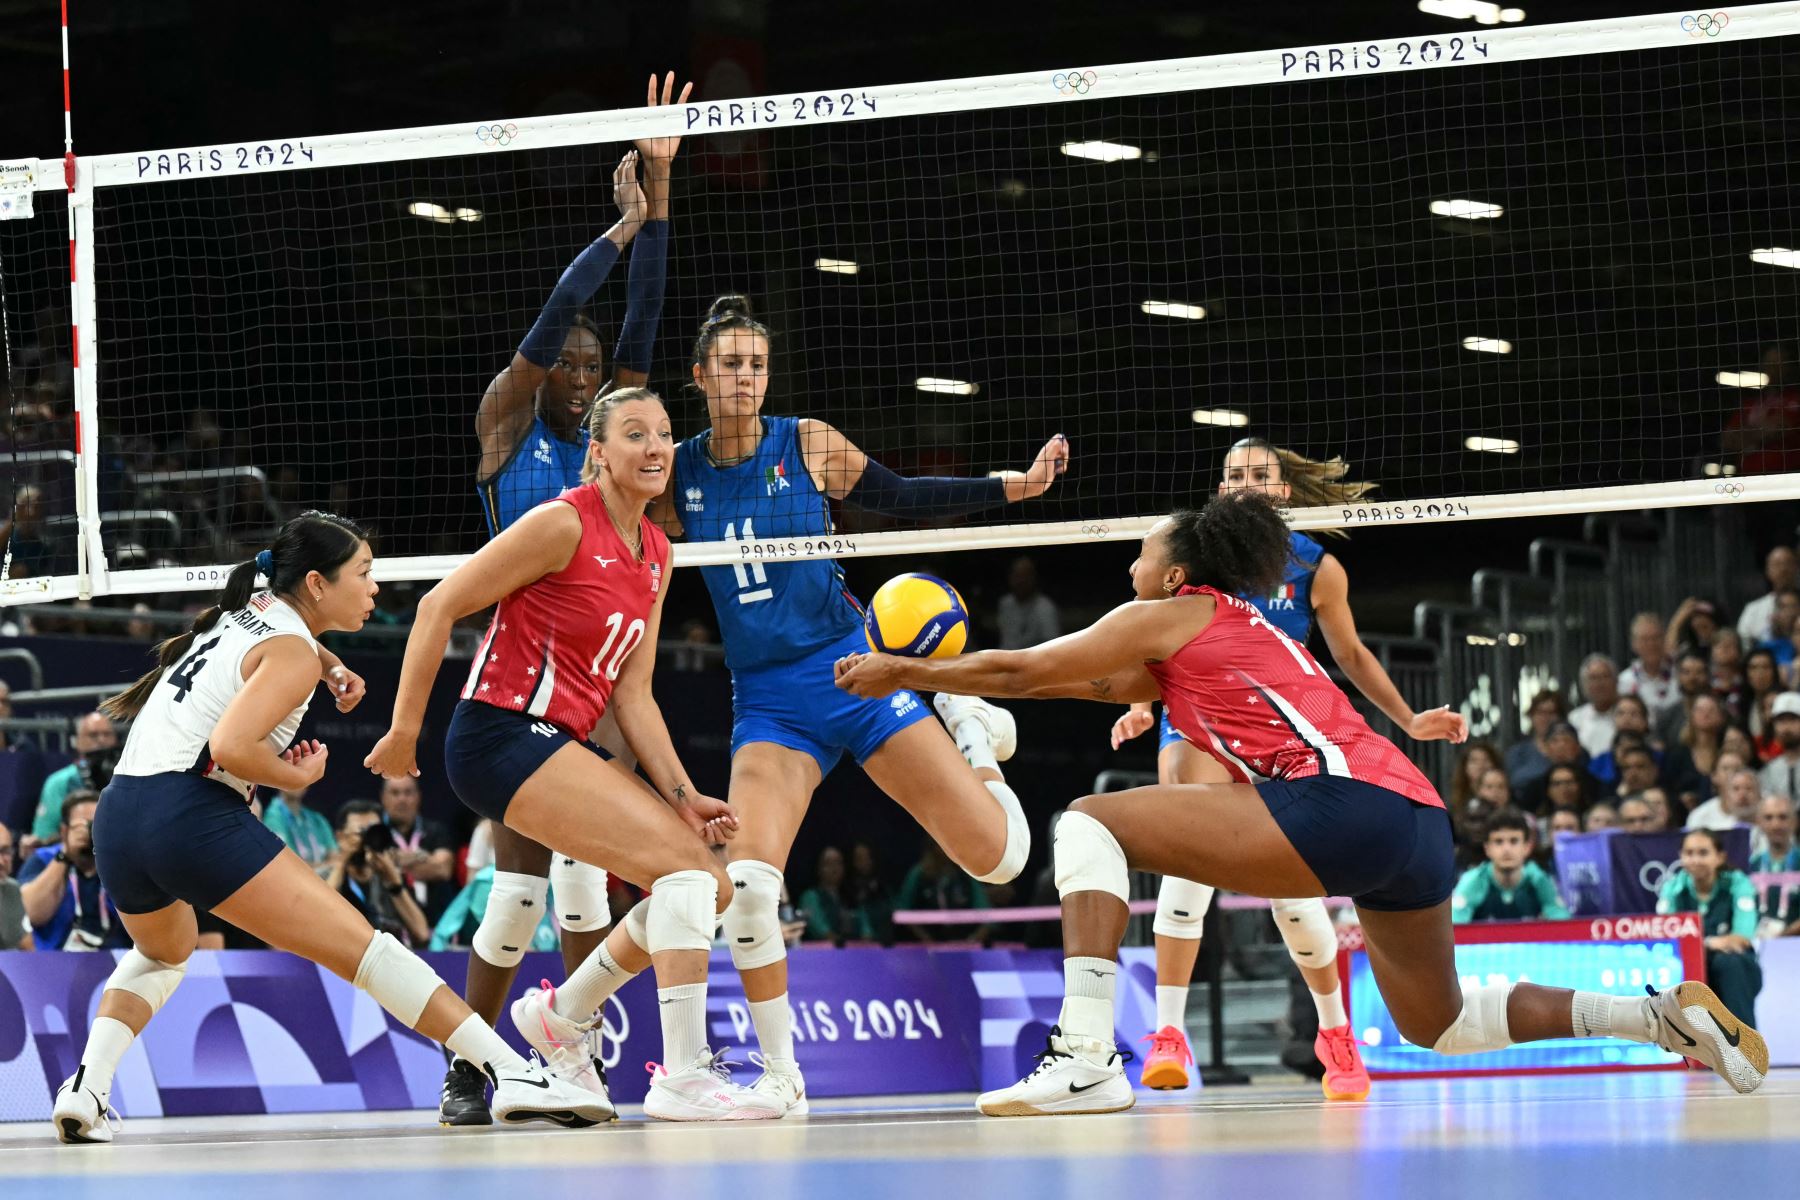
597;486;643;558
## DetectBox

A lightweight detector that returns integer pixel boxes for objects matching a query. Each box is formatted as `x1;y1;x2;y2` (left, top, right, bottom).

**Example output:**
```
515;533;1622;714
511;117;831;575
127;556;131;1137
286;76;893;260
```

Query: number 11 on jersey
726;520;773;604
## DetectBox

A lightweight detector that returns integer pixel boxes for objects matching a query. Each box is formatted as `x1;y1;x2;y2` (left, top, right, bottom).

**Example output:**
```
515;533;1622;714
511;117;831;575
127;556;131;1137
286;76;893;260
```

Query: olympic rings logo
476;122;519;146
1081;523;1111;537
1054;70;1098;96
1715;481;1745;497
1680;12;1729;37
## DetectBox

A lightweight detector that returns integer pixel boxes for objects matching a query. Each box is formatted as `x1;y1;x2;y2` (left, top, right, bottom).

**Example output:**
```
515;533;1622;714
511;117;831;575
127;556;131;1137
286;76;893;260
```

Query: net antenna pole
60;0;102;600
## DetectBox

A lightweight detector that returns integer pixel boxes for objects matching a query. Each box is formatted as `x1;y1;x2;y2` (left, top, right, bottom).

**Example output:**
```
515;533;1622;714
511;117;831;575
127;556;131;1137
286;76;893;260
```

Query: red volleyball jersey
1147;586;1442;808
461;483;670;736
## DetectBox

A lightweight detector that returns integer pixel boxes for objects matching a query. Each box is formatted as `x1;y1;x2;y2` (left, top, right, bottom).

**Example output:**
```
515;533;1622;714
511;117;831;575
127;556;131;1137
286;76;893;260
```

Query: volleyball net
4;4;1799;605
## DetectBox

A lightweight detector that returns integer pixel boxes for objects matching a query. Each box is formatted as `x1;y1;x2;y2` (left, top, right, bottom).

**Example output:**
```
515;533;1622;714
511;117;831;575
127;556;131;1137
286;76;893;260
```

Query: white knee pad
354;931;447;1028
647;869;721;954
1053;809;1129;903
472;870;549;968
1269;897;1338;969
550;856;612;933
620;896;650;954
1153;877;1215;940
721;859;786;971
973;781;1031;885
105;948;187;1014
1431;981;1515;1056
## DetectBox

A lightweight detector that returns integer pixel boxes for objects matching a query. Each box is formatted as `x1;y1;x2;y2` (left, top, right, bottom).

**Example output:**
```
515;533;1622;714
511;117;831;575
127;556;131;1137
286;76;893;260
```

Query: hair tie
255;549;275;578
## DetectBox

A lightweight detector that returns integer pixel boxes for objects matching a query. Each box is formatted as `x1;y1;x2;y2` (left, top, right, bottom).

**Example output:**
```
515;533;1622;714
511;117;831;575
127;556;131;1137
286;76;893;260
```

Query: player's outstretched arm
608;72;693;392
607;555;738;841
1313;553;1468;744
802;420;1069;513
476;151;646;479
836;598;1193;703
364;504;582;779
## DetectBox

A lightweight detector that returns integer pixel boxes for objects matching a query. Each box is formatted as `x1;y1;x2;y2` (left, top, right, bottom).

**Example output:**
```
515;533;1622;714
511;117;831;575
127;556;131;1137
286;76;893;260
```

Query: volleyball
865;572;969;658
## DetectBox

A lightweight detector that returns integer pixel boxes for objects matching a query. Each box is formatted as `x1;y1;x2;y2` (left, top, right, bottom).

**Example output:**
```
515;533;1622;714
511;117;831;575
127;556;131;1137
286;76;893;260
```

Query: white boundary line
82;5;1800;189
2;474;1778;602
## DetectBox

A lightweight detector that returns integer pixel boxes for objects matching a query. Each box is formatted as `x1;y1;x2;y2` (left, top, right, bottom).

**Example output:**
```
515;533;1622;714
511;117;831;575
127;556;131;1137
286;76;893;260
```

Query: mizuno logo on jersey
685;486;704;512
596;556;617;568
764;462;790;495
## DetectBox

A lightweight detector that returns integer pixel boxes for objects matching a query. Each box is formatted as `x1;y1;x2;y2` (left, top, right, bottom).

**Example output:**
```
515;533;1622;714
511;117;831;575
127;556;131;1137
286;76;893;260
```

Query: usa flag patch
251;593;275;611
649;561;662;593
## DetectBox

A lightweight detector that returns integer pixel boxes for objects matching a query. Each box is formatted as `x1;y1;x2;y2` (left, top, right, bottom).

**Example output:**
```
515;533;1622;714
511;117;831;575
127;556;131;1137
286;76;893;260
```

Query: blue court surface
3;1070;1795;1199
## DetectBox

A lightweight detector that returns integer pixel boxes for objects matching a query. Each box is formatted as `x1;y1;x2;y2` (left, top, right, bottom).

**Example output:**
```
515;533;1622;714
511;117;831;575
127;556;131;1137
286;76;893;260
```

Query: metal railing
0;648;45;691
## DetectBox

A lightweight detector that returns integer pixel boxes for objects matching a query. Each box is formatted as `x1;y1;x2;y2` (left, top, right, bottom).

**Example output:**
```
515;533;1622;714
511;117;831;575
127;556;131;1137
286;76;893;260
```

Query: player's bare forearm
388;596;456;736
1339;644;1417;731
840;649;1156;704
610;686;694;806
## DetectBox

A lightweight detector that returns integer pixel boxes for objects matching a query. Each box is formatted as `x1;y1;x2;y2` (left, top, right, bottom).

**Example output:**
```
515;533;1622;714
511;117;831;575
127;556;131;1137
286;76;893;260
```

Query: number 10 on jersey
589;612;646;679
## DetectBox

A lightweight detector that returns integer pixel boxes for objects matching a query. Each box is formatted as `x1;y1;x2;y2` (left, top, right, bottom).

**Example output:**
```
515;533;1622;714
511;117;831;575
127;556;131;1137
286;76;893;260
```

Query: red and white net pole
63;0;103;599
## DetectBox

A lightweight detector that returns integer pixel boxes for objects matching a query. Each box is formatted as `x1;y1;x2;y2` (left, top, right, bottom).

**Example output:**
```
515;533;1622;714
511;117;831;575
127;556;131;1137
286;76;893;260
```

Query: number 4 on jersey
167;635;222;703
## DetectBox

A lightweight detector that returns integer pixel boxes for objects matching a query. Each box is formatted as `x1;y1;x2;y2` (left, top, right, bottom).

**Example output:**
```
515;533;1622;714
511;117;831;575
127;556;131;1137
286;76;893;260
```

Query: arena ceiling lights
915;377;979;395
1430;198;1504;220
1191;408;1250;427
1716;370;1771;388
404;201;481;224
1464;436;1521;454
1060;140;1142;162
1750;247;1800;269
1461;336;1512;354
1141;300;1206;320
1417;1;1526;24
814;257;859;275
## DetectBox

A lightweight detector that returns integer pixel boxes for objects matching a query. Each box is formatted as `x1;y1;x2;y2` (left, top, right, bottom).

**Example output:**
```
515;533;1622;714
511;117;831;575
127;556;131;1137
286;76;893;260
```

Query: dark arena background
0;2;1796;1195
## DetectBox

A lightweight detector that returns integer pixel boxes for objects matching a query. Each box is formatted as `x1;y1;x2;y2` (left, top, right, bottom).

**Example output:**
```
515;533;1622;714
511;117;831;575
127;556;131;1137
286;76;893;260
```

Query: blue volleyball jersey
674;415;864;671
477;414;589;536
1242;531;1324;642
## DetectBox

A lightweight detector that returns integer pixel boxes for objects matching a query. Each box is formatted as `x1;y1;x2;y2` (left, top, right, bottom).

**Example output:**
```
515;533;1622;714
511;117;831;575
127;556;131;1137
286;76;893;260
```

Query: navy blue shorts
444;699;611;823
93;773;286;915
730;627;935;777
1257;776;1455;912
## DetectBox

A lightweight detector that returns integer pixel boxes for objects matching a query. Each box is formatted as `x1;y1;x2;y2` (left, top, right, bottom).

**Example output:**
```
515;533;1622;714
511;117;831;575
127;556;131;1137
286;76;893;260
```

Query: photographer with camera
319;799;431;946
19;791;129;951
27;713;121;854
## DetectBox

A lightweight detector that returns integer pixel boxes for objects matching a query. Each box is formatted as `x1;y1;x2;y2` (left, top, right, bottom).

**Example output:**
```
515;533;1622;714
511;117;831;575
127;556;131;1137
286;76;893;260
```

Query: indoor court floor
3;1069;1795;1197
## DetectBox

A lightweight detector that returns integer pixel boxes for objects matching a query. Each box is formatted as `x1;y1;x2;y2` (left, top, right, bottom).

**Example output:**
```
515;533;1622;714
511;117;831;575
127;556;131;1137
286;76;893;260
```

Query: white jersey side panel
114;592;318;799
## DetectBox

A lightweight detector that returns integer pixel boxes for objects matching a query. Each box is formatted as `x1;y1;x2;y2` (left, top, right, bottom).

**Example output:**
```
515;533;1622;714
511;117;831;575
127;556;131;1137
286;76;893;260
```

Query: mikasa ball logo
916;621;944;653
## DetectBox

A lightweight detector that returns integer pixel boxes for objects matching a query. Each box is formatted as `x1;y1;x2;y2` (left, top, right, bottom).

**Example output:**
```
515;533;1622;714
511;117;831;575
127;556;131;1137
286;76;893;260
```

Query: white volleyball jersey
114;592;319;800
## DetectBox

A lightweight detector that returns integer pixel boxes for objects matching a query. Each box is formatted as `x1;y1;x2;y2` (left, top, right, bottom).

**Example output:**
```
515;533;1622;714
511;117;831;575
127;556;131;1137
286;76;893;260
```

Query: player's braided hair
1229;437;1375;539
103;511;367;720
1163;492;1292;599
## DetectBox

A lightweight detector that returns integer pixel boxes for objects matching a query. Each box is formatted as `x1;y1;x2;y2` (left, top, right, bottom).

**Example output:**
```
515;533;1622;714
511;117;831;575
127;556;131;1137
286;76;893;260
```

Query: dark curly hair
1162;492;1292;598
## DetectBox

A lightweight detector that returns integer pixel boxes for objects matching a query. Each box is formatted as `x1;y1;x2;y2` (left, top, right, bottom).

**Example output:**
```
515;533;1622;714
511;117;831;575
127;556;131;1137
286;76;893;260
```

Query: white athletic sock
659;983;708;1068
748;996;798;1072
77;1017;136;1097
953;718;999;773
1058;956;1117;1051
1155;985;1188;1033
1570;990;1656;1043
445;1014;530;1075
1311;987;1349;1030
555;943;637;1022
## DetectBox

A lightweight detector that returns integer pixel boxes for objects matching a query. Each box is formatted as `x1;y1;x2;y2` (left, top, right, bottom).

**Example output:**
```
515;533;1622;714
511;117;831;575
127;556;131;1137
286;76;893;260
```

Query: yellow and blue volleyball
865;572;970;658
